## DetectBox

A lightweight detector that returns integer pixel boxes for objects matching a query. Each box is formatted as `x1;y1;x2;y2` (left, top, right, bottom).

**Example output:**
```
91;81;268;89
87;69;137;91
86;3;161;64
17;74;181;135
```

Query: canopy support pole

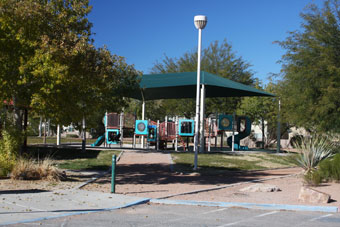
199;84;206;153
175;116;178;151
156;120;160;150
141;100;145;149
232;112;235;152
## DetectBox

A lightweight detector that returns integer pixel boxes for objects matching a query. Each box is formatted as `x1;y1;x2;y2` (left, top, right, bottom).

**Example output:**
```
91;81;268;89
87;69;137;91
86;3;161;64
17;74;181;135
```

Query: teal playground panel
135;120;148;135
178;119;195;137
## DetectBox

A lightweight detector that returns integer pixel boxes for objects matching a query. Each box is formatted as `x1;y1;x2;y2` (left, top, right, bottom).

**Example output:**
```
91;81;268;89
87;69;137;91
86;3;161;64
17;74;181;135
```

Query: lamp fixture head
194;15;207;29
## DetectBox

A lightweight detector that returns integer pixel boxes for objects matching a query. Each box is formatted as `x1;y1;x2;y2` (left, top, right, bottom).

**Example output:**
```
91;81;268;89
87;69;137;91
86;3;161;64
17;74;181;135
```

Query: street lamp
194;15;207;171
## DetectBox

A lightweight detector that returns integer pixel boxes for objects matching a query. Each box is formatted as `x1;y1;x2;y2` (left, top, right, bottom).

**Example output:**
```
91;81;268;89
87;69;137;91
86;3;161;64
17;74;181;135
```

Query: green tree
277;0;340;133
147;39;255;119
238;81;288;148
0;0;139;129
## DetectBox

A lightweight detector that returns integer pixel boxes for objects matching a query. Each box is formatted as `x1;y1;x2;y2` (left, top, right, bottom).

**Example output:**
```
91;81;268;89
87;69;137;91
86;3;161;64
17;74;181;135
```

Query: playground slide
227;117;251;150
91;134;105;147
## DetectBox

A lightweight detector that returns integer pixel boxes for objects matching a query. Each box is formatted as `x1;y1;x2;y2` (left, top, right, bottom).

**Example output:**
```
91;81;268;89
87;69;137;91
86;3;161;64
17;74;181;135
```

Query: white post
47;119;50;136
165;116;168;149
120;112;124;147
199;84;206;153
156;120;160;150
194;15;207;170
208;117;211;152
141;100;145;149
175;116;178;151
39;116;42;137
277;98;281;153
194;28;202;171
82;115;86;152
133;134;136;148
232;113;235;152
104;112;107;147
57;124;61;146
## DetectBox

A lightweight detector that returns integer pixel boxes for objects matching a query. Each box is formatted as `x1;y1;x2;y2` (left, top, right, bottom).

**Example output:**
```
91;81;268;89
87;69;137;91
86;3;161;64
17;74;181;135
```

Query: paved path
0;189;148;226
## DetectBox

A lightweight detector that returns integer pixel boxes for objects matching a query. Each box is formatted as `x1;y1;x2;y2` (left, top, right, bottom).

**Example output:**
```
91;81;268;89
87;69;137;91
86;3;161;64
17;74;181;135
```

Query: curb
150;198;339;213
0;197;150;226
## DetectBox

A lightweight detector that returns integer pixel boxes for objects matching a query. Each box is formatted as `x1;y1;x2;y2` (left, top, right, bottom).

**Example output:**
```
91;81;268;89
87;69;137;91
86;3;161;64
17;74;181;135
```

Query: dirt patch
0;170;103;192
1;150;339;208
81;151;340;207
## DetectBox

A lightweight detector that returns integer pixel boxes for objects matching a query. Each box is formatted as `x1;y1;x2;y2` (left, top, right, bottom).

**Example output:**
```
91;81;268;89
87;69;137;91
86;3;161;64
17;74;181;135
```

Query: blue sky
88;0;324;83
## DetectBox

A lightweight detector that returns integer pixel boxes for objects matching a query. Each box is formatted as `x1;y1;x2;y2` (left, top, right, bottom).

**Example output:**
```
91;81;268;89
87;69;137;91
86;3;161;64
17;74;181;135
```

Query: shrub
294;134;335;172
0;128;22;177
319;153;340;182
303;169;322;186
11;157;61;181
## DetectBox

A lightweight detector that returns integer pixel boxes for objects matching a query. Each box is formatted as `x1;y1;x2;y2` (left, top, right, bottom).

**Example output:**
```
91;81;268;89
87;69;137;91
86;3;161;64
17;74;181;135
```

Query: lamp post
277;97;281;153
194;15;207;171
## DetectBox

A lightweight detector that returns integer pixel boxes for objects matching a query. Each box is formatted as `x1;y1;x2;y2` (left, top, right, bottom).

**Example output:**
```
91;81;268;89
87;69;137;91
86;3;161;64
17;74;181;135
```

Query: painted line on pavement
309;213;333;222
150;199;339;213
0;198;150;226
255;210;279;217
201;208;228;215
217;210;279;227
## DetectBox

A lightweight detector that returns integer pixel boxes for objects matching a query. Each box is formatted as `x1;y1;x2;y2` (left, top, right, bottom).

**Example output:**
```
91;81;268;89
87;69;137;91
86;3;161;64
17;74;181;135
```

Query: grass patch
24;146;120;171
27;136;97;145
172;151;298;174
56;150;121;170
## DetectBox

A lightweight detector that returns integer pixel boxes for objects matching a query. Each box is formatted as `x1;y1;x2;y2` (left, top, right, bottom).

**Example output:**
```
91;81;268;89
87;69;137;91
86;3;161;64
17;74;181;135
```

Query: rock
240;183;281;192
298;186;330;204
188;172;200;176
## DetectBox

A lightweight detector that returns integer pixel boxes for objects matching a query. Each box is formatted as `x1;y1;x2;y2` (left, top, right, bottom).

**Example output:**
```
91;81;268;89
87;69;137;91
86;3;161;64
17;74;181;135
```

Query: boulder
298;186;330;204
240;183;281;192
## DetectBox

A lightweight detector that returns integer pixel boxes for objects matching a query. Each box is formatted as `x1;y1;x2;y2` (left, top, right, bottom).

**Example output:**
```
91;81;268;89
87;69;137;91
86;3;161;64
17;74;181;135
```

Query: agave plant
294;134;335;173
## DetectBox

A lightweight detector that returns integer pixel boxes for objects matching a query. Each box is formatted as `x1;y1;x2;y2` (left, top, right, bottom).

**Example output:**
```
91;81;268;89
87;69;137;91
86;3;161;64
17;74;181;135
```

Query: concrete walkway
0;189;149;225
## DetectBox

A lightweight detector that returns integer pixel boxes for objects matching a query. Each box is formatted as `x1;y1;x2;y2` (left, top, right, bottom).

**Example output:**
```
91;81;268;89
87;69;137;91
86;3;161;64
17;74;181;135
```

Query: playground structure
92;112;252;151
91;112;135;148
133;114;251;151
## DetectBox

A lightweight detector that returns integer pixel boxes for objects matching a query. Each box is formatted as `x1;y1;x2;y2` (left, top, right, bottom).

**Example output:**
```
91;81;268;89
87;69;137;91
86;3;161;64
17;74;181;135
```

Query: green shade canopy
130;71;274;100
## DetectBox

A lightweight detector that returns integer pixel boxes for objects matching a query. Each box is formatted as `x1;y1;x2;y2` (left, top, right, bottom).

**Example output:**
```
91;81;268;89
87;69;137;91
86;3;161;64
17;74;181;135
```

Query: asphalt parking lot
10;203;340;227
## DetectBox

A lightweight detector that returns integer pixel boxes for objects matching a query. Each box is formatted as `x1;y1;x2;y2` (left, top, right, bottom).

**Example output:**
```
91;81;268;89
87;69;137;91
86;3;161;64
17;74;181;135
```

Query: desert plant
294;134;335;186
319;153;340;182
11;157;61;181
294;134;335;173
0;128;22;177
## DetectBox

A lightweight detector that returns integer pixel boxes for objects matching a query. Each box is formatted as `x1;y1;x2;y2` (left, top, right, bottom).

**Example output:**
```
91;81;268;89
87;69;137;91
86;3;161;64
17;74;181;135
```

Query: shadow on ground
0;189;50;195
94;163;292;186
